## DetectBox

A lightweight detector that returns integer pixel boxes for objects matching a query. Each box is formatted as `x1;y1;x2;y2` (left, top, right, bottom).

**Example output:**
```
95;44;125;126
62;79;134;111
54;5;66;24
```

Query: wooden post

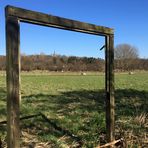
6;16;20;148
105;35;115;143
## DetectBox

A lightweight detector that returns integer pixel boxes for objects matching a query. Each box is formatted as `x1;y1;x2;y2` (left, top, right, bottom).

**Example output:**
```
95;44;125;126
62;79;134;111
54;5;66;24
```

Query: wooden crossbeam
5;5;113;36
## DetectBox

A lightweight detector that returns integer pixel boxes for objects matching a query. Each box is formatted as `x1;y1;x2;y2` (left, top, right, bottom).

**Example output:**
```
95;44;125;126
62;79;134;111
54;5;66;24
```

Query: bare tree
115;44;139;59
115;44;139;71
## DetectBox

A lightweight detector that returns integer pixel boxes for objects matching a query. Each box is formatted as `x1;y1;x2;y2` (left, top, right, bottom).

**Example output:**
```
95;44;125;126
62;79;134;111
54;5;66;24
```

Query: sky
0;0;148;58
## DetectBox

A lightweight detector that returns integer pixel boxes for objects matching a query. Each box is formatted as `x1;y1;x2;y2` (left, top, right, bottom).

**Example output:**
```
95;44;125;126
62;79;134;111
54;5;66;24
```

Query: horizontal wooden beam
5;5;114;36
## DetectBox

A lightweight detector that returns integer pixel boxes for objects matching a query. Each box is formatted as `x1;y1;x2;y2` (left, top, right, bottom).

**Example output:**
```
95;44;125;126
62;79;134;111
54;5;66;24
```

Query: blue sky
0;0;148;58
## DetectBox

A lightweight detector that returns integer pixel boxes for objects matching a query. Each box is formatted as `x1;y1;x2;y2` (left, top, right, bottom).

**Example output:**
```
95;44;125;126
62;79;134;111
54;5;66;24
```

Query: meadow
0;71;148;147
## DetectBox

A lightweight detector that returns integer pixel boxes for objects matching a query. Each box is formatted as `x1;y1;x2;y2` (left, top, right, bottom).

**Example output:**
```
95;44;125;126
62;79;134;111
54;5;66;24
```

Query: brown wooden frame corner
5;5;115;148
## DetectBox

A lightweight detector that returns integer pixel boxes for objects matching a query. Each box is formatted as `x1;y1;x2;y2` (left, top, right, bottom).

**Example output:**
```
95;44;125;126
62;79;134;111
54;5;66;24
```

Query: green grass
0;72;148;147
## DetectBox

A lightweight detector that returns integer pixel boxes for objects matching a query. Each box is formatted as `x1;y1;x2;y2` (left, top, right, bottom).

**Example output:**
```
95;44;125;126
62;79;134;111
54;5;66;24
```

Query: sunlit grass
0;71;148;147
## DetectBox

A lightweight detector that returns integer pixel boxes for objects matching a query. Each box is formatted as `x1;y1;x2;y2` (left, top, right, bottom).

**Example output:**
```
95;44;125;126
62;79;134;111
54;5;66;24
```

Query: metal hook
99;45;106;51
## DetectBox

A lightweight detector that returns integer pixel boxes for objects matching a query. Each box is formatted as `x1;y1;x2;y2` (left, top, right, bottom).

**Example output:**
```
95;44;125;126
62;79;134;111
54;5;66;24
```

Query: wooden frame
5;5;114;148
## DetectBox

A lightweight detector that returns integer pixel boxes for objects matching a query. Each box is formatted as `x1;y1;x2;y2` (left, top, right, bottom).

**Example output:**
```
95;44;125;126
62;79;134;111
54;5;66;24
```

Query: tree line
0;54;147;72
0;54;105;72
0;44;147;72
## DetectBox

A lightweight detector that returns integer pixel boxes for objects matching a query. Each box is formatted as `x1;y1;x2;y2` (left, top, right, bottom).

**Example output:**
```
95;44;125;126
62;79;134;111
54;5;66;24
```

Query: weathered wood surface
6;16;20;148
5;5;113;36
105;35;115;143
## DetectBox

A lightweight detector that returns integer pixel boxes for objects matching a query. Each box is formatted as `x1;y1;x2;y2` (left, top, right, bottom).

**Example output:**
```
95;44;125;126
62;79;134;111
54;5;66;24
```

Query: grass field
0;71;148;147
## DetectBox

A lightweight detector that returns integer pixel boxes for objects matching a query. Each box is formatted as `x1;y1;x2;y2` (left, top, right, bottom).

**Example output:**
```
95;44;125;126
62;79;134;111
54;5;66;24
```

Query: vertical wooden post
105;34;115;143
6;15;20;148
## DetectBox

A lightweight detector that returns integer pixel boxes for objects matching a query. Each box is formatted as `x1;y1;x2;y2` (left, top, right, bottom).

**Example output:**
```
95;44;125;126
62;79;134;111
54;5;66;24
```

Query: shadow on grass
0;88;148;147
0;87;6;118
21;88;148;118
115;89;148;117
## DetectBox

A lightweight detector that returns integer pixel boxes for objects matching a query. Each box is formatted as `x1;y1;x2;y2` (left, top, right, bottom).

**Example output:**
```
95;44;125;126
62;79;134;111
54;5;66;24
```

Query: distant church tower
53;50;56;57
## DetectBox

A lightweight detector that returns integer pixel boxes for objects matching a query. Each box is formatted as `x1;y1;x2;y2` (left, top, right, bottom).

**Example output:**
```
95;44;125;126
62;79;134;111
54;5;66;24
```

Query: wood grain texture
6;16;20;148
5;5;114;36
105;35;115;143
